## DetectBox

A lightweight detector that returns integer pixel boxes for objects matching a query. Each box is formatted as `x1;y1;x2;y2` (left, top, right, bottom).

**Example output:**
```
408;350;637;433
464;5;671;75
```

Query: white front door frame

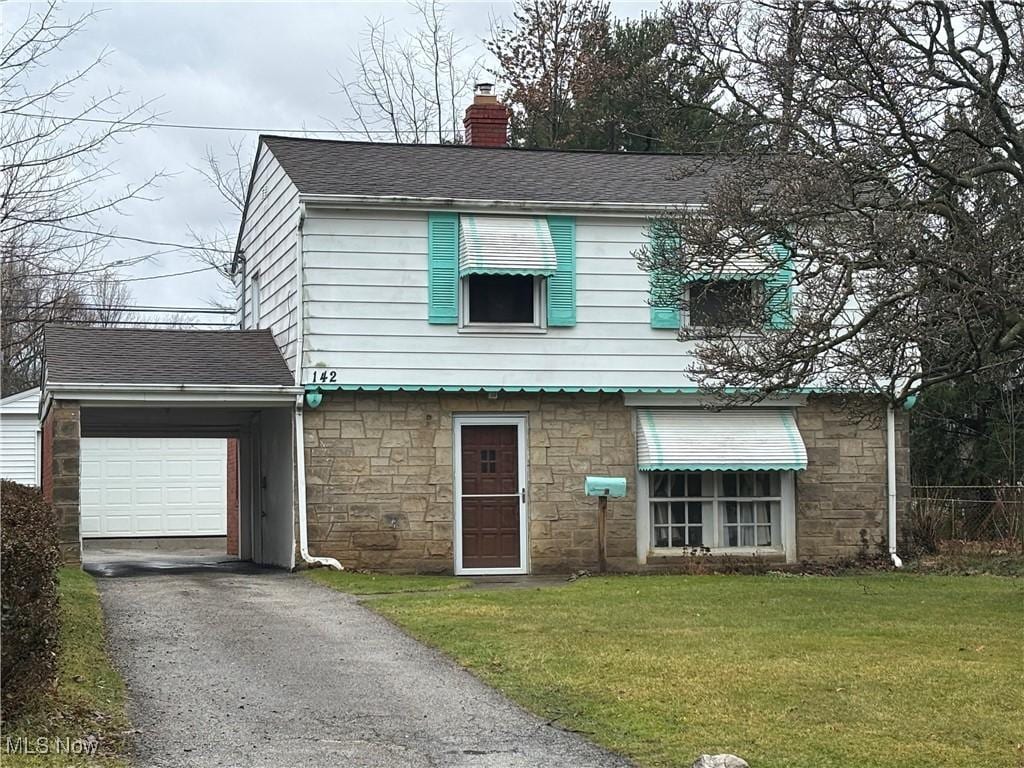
453;413;529;576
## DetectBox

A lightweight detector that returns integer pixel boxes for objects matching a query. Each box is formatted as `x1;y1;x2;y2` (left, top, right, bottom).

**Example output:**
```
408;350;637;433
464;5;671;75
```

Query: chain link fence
907;485;1024;554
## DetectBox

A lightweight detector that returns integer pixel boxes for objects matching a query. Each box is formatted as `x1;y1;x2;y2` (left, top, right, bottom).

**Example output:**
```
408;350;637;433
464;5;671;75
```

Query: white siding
238;145;300;371
0;414;39;485
301;209;702;389
0;388;40;485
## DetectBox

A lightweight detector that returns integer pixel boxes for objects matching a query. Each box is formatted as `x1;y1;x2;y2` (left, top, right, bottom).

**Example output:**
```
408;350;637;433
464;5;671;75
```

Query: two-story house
230;86;910;575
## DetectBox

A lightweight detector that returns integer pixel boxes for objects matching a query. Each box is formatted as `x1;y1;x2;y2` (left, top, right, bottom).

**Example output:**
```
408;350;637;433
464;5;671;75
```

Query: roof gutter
292;201;342;571
298;193;701;216
40;382;303;422
45;382;302;394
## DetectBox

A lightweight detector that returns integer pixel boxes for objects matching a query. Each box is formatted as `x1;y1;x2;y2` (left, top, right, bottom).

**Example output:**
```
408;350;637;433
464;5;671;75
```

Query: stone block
352;531;400;550
380;430;412;448
400;495;428;513
427;466;452;485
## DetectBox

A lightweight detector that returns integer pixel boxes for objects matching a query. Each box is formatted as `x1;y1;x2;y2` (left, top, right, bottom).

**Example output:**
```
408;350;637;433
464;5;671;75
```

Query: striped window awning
636;408;808;472
459;215;558;276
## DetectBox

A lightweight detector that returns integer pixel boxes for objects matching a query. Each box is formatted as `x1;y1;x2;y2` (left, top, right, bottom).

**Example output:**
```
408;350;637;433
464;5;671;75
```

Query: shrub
1;480;62;722
904;496;946;556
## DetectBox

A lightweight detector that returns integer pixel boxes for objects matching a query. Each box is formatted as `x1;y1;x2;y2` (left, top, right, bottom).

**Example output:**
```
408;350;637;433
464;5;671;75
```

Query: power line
6;304;234;314
120;264;227;282
6;110;434;137
4;319;237;327
6;219;234;253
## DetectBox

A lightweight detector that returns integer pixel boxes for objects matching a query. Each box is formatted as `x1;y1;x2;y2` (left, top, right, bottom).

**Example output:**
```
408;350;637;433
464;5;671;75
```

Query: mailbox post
584;476;627;573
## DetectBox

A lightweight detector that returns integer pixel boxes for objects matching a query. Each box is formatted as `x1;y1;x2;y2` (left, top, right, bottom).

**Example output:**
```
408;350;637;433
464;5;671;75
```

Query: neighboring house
1;387;41;486
37;87;909;572
9;382;241;552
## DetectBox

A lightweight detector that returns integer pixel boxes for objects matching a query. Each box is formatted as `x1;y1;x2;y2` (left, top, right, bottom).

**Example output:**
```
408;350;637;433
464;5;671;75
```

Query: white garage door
81;437;227;537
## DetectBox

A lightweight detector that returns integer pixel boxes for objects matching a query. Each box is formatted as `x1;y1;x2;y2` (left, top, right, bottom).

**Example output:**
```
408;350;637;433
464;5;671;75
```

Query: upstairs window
463;274;541;327
687;280;761;328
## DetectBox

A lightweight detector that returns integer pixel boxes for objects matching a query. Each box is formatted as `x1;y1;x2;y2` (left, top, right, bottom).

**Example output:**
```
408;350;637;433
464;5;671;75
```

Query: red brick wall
226;438;239;555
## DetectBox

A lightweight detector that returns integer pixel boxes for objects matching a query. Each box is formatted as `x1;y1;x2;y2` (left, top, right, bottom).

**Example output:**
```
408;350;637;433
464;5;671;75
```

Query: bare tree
638;1;1023;406
487;0;611;148
331;0;480;143
186;140;249;310
1;1;156;391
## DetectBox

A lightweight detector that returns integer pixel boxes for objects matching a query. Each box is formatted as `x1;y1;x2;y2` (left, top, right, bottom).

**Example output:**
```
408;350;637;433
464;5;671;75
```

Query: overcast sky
11;0;656;321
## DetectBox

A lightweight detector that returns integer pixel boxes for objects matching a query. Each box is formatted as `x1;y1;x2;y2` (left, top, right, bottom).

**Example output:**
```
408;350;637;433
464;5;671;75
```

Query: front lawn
2;569;130;767
305;568;468;595
373;574;1023;768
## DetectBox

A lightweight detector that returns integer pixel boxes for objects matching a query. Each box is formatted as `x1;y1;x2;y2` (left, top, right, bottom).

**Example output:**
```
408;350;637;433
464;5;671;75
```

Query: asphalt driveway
96;567;630;767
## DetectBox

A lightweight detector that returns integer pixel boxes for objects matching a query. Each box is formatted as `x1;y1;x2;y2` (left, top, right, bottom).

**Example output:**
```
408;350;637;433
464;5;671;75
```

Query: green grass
2;569;130;767
305;568;469;595
373;574;1024;768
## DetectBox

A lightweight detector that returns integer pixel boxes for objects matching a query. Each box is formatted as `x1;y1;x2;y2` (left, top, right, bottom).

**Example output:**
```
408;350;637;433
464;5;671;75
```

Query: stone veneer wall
42;400;82;563
794;395;910;559
303;391;637;573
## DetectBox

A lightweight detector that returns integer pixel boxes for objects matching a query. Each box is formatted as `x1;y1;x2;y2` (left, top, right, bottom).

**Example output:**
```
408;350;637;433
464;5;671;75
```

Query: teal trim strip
780;410;806;465
647;228;681;329
641;409;664;464
304;383;863;395
765;242;794;329
460;267;557;276
427;212;459;324
639;463;808;472
546;216;576;327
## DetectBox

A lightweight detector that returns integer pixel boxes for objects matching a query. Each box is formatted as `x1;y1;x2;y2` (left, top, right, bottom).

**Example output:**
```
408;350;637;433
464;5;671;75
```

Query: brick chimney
463;82;508;147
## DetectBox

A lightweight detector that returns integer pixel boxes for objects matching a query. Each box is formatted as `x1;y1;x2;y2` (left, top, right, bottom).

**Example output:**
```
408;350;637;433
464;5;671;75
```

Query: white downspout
293;202;342;571
887;404;903;568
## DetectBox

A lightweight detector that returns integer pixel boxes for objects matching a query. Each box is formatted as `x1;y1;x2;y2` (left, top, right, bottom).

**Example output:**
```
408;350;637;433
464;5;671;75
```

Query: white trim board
452;413;530;576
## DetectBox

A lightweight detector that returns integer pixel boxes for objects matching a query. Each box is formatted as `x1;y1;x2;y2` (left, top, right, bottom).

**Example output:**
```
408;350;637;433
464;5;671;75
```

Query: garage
80;437;228;538
41;325;303;569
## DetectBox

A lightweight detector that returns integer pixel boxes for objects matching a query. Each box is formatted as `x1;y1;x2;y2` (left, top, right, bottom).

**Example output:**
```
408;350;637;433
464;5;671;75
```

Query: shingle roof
43;326;294;387
261;135;724;205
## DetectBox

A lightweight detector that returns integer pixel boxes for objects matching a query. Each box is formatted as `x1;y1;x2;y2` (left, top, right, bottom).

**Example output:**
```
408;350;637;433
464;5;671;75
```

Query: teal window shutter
546;216;576;327
765;243;794;329
648;226;681;329
427;212;459;324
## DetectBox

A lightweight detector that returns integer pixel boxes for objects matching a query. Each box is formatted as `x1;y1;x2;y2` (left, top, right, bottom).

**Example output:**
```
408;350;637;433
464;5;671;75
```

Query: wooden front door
458;423;523;572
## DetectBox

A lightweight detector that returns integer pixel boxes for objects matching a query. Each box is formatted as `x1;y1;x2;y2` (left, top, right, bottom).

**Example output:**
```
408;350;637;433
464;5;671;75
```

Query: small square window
688;280;759;327
466;275;536;324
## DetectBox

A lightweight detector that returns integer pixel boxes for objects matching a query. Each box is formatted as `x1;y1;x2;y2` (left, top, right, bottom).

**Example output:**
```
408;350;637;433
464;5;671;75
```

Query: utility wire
4;318;237;327
7;221;235;253
119;264;227;282
6;110;433;137
6;304;234;314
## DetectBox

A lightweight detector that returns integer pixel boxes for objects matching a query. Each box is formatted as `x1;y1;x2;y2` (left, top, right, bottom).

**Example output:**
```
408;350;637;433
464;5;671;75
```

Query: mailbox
584;476;627;498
